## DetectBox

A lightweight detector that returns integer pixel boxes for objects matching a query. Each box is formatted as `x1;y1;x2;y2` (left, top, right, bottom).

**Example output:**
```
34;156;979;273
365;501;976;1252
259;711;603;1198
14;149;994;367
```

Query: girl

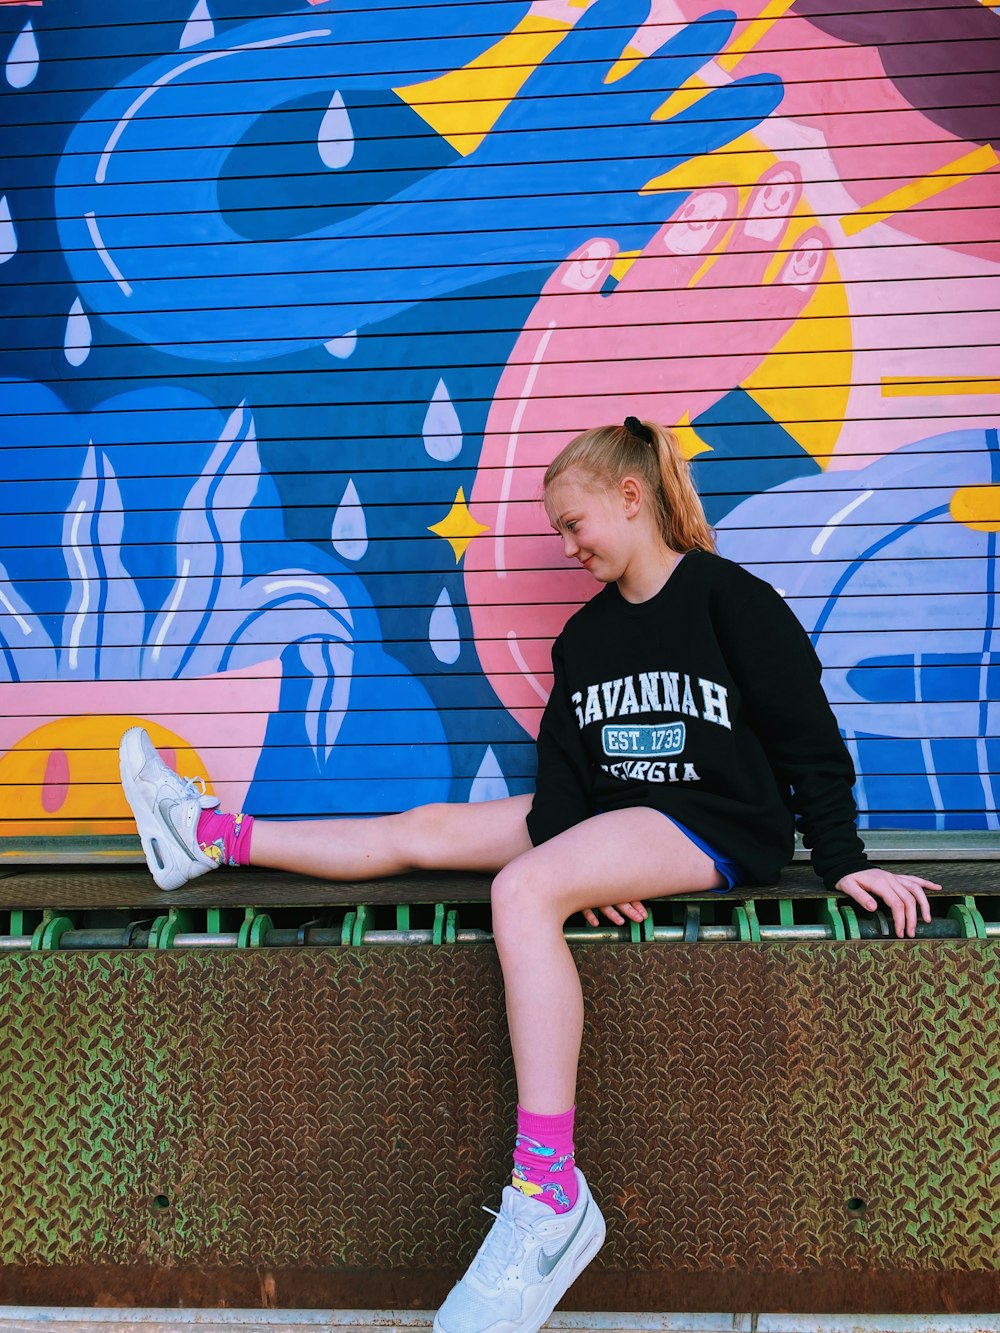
120;417;940;1333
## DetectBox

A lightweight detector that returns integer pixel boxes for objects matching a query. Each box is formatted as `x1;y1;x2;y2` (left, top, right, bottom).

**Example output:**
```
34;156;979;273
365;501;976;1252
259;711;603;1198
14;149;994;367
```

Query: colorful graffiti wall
1;0;998;841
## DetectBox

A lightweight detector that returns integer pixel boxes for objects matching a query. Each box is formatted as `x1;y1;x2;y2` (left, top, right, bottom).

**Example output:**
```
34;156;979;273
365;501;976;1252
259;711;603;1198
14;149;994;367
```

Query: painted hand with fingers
582;901;648;928
467;162;829;733
835;868;943;939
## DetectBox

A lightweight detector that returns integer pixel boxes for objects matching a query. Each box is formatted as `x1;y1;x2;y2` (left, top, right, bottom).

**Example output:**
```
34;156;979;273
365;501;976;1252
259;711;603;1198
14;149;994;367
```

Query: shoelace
473;1203;535;1287
179;774;217;807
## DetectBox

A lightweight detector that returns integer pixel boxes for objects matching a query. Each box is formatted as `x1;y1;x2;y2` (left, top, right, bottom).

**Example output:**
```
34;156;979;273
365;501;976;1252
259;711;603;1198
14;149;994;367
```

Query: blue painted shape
715;429;1000;829
692;388;821;524
246;640;451;815
55;3;781;359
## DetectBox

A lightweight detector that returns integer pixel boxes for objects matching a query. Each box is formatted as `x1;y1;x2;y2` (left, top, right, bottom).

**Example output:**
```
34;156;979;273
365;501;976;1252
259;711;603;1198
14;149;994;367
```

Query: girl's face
544;469;636;583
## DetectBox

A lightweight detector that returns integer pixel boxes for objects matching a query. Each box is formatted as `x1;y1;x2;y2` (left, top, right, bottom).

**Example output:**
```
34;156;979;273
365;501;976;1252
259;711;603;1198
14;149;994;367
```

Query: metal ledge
4;830;1000;866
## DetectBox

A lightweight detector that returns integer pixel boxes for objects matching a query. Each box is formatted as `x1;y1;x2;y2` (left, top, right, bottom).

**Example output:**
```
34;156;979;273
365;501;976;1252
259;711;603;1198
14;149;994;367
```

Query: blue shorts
658;812;743;894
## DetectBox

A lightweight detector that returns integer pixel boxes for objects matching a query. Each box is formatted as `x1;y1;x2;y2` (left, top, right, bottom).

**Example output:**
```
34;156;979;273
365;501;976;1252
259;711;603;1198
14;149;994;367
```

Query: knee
491;857;560;936
393;802;451;870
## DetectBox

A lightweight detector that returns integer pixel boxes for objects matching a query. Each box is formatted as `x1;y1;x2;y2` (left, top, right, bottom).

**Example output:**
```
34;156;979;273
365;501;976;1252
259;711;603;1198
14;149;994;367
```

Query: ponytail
543;419;715;554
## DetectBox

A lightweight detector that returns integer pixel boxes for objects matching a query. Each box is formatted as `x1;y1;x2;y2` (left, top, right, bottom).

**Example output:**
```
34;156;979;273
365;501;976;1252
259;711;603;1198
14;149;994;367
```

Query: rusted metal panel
1;945;998;1310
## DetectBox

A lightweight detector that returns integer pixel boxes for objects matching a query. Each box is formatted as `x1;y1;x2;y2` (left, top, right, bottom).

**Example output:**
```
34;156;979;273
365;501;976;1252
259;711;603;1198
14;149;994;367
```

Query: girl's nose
562;532;579;559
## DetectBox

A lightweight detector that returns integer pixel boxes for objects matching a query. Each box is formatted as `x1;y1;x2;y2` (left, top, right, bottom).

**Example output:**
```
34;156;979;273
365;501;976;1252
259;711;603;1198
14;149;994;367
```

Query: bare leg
490;808;725;1114
248;794;534;880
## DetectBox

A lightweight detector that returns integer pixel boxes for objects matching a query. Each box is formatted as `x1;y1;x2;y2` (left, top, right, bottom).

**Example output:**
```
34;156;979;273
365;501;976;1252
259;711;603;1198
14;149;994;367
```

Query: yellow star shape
429;487;489;562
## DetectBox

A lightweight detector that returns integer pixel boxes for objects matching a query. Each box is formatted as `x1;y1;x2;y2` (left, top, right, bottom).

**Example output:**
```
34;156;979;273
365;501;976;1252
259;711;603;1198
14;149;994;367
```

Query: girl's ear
620;475;642;517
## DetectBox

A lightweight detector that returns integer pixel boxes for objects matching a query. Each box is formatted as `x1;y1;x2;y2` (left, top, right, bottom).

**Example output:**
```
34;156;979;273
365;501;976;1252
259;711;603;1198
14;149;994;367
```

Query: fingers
846;871;944;939
582;902;648;927
539;237;618;298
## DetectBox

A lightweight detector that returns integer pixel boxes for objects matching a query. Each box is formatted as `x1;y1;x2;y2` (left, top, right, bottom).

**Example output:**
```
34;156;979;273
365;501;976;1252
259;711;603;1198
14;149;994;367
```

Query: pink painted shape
0;659;282;813
41;748;69;812
639;2;1000;262
465;167;828;733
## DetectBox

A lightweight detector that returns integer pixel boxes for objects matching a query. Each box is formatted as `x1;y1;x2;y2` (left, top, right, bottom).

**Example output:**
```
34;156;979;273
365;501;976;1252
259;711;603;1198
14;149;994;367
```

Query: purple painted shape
793;0;1000;147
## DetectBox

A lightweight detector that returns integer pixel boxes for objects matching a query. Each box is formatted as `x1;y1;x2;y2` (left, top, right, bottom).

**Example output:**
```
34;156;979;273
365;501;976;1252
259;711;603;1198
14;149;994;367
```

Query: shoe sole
432;1198;606;1333
522;1208;606;1333
119;726;189;892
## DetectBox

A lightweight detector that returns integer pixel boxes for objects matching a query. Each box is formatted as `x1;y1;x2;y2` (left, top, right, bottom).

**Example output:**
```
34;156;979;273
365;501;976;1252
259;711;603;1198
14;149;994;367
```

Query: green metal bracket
817;896;847;941
148;908;197;949
8;909;29;939
839;902;862;940
237;907;273;948
947;895;987;940
341;910;356;946
733;898;761;941
31;911;75;951
433;902;459;945
778;900;794;928
351;904;374;947
396;904;410;931
629;910;655;943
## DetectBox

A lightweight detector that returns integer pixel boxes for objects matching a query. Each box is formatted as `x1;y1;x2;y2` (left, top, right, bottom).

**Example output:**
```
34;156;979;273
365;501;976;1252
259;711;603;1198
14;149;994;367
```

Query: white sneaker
433;1169;605;1333
119;726;220;891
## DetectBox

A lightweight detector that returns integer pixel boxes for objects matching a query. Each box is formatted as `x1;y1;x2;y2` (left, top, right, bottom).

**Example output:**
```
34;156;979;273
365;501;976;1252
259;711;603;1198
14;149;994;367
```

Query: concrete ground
1;1312;1000;1332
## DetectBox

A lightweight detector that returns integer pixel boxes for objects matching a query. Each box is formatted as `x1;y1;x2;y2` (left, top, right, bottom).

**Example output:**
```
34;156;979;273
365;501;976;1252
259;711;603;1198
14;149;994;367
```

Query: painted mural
0;0;997;840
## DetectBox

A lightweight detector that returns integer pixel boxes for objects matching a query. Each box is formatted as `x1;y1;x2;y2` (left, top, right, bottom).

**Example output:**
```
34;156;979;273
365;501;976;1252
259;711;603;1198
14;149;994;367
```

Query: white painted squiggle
152;557;190;662
507;630;549;703
67;500;91;669
810;490;874;555
978;652;999;828
263;578;333;597
97;30;332;183
85;212;132;295
495;321;556;578
914;651;945;829
0;588;31;636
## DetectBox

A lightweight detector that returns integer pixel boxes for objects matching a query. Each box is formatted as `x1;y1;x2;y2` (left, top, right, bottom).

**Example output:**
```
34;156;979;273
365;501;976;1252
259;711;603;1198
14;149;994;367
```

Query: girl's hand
835;868;942;938
582;902;648;928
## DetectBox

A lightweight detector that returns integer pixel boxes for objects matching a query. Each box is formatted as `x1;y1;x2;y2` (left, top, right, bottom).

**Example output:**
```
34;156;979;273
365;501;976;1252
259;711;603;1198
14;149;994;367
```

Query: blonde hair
543;420;716;553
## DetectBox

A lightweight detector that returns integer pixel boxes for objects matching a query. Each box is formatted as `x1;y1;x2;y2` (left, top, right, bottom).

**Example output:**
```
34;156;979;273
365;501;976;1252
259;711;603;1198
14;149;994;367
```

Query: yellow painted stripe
606;43;645;85
718;0;798;74
652;72;713;122
609;248;641;281
951;485;1000;532
841;144;1000;236
881;376;1000;398
396;16;570;154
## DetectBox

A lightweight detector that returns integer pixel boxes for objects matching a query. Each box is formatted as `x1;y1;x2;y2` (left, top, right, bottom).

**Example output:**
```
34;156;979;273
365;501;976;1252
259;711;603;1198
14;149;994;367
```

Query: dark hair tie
624;415;653;446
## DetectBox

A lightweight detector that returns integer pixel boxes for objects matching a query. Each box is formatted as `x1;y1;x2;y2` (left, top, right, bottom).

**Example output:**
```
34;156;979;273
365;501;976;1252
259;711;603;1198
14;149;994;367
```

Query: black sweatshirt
526;548;869;890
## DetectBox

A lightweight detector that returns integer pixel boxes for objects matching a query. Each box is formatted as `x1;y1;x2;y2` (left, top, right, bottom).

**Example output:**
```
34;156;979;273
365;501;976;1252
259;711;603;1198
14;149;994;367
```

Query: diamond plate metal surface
1;944;998;1308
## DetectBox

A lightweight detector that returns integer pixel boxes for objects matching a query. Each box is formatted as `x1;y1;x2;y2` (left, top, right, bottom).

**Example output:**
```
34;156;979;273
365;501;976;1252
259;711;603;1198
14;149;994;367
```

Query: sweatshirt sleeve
713;566;870;891
525;637;594;846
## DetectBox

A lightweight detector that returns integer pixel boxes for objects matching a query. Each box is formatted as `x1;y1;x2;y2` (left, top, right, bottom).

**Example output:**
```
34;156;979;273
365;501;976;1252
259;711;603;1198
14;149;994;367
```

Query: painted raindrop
422;379;462;461
469;746;509;803
179;0;214;50
318;91;355;169
325;329;357;359
330;479;368;560
6;21;39;89
64;297;92;367
0;197;16;264
429;587;461;664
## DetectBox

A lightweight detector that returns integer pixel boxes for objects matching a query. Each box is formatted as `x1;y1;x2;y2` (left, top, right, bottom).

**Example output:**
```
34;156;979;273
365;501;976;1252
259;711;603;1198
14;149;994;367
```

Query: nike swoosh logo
158;798;199;863
537;1199;588;1277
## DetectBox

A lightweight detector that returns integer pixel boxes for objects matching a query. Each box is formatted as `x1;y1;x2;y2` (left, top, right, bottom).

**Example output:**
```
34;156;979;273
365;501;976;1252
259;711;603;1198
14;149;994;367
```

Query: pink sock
511;1105;579;1214
196;809;254;867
